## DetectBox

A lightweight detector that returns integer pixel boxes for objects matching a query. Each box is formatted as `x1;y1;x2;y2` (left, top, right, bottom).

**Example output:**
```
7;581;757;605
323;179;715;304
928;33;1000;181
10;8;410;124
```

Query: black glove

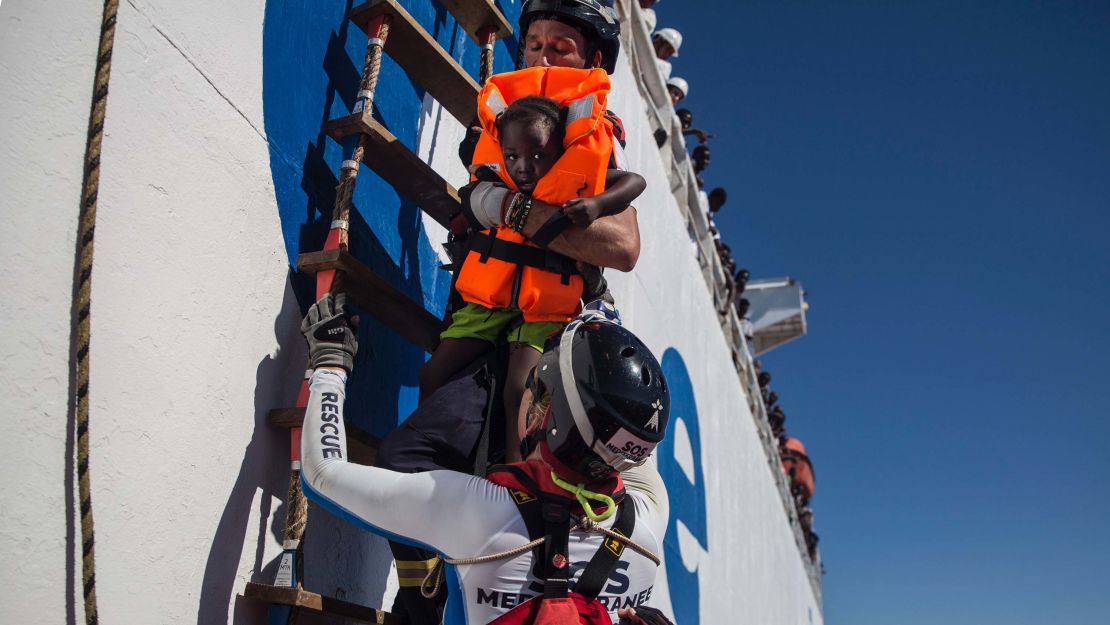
617;606;673;625
300;292;358;373
458;123;482;167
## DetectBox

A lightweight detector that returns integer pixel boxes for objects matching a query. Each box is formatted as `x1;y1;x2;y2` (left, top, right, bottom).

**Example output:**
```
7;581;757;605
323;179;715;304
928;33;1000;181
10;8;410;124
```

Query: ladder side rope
478;27;497;85
273;14;394;602
71;1;119;624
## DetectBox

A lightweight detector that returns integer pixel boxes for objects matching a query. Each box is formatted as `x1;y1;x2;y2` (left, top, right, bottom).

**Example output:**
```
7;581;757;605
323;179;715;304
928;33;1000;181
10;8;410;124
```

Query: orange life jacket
454;67;615;323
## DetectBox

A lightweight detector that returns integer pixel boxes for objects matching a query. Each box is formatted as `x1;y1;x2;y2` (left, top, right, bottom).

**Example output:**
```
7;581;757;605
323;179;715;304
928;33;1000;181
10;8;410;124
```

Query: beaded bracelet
503;192;526;229
511;195;533;232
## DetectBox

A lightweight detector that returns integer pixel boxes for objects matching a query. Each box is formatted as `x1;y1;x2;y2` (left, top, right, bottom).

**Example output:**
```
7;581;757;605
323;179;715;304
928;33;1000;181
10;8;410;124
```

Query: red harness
483;460;634;625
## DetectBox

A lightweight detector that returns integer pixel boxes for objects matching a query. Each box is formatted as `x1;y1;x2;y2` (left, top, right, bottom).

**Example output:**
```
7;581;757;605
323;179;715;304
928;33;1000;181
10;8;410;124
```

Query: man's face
667;85;684;106
524;19;602;70
653;37;675;60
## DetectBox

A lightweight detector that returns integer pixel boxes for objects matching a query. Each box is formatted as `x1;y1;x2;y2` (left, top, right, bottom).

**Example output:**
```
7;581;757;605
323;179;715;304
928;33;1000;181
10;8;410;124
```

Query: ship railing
616;0;824;600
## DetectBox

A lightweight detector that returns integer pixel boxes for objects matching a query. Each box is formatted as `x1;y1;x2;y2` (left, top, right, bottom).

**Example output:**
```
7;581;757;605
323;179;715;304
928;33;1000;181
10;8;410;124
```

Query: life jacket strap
469;231;579;285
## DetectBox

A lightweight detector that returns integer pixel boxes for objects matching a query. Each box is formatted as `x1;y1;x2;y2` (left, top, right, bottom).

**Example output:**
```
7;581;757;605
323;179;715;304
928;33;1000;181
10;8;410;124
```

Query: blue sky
654;1;1110;623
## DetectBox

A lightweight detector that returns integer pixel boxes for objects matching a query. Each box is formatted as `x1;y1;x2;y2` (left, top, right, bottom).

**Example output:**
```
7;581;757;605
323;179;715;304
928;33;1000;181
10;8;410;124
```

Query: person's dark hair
757;370;771;387
676;108;693;129
496;96;566;144
708;186;727;212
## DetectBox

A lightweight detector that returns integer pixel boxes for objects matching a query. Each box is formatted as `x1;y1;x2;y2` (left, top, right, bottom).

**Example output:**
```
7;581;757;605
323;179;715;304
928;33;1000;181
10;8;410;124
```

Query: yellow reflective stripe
396;557;439;588
395;557;439;571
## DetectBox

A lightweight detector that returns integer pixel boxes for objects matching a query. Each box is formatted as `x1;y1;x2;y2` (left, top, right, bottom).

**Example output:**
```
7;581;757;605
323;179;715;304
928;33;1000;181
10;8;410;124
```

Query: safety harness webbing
469;231;579;285
496;465;636;600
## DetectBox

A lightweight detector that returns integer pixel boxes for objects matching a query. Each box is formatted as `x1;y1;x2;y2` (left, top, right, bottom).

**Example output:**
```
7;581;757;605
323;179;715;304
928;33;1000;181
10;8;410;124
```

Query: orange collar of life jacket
478;67;611;151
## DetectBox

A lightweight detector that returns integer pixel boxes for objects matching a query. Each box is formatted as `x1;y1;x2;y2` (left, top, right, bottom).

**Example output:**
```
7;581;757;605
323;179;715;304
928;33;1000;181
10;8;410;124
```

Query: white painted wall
1;1;103;623
0;1;820;624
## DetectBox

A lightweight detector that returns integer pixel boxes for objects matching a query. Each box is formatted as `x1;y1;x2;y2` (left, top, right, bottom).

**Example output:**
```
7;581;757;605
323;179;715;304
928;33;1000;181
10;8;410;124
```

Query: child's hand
562;197;603;227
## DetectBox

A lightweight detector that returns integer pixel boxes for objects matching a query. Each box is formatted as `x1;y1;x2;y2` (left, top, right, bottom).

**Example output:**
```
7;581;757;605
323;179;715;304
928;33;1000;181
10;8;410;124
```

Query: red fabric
485;452;624;518
486;594;613;625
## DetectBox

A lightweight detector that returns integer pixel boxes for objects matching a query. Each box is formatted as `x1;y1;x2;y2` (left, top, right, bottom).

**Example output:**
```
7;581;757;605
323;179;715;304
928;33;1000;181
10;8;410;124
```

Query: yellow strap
549;472;616;522
395;557;439;571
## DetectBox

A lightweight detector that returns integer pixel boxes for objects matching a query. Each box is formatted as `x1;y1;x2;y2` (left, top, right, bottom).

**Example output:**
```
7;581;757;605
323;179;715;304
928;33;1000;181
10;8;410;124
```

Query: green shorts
440;303;566;353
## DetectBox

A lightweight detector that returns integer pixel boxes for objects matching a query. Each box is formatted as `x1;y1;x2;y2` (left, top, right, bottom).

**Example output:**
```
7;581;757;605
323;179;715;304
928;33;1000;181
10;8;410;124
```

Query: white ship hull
0;1;820;623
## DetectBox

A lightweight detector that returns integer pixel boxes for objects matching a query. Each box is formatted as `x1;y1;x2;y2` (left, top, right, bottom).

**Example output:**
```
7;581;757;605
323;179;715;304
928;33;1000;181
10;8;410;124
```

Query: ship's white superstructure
0;1;820;623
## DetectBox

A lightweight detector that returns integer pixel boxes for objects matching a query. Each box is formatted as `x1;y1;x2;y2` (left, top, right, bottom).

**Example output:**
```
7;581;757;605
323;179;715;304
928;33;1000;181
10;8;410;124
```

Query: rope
282;470;309;549
72;1;119;623
334;16;392;240
479;46;494;84
478;28;496;85
444;535;547;566
426;519;657;572
577;519;661;566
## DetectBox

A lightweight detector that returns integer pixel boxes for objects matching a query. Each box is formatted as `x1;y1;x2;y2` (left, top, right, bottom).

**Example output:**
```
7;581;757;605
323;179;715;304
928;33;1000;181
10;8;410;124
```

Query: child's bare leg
503;343;542;463
418;337;490;402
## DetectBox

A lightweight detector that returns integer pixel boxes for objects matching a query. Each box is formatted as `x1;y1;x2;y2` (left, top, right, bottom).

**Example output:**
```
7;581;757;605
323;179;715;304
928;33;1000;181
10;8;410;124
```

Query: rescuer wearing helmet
298;294;673;625
457;0;640;276
386;4;662;622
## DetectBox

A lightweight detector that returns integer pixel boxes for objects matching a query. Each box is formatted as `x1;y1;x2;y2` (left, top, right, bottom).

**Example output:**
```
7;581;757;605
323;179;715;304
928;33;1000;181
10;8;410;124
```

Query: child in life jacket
420;69;645;463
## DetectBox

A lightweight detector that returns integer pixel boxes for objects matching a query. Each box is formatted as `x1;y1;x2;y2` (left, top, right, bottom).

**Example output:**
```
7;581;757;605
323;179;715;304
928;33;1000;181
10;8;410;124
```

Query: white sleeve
612;140;630;171
299;369;510;556
621;458;669;539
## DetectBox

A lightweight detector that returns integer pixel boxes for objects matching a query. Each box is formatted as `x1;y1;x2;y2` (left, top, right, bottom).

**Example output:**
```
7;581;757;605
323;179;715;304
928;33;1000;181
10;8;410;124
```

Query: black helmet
518;0;622;74
533;318;669;479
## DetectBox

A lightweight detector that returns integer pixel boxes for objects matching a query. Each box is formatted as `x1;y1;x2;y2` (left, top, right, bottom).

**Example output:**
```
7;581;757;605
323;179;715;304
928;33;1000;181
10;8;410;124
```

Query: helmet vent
641;368;652;386
621;346;636;358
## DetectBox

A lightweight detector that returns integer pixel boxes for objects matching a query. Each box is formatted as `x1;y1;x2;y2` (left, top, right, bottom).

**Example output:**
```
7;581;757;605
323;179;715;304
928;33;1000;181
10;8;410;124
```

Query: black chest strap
493;466;637;601
468;231;578;285
573;501;636;600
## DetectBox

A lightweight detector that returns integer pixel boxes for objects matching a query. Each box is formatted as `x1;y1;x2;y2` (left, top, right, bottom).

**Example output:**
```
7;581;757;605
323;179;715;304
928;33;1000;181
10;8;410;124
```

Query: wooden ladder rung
438;0;513;44
298;248;444;354
268;408;382;465
242;582;399;624
350;0;480;124
323;111;461;228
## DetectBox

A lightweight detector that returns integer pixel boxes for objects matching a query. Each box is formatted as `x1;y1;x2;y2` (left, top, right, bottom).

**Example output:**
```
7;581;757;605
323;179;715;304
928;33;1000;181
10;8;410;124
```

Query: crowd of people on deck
639;4;755;331
644;0;823;568
757;365;821;560
293;3;818;625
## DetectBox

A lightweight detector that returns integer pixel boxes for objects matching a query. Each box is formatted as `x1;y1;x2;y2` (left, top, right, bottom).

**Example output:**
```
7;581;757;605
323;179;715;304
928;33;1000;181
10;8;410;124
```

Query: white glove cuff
469;182;511;229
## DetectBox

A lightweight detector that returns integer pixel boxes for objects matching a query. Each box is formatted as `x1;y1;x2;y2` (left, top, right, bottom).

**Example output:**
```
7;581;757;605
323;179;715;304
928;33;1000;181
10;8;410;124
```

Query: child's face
499;120;562;194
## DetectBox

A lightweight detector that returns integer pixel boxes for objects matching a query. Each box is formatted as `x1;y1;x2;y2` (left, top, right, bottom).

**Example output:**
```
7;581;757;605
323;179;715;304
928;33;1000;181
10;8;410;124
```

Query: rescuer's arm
297;294;506;556
300;369;503;555
562;170;646;227
520;201;641;272
621;459;669;539
461;185;642;272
